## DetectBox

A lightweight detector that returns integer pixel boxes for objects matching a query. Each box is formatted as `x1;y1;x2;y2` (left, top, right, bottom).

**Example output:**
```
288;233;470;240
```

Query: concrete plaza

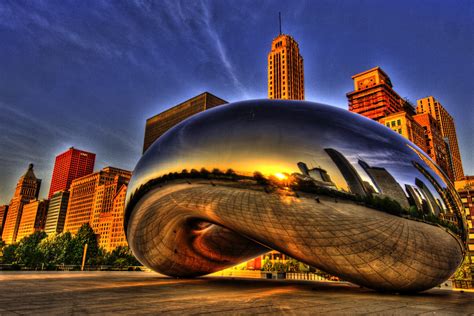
0;271;473;315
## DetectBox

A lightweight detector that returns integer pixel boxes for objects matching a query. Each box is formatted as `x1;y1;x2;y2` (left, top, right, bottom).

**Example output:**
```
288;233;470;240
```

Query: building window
397;119;401;126
391;121;395;127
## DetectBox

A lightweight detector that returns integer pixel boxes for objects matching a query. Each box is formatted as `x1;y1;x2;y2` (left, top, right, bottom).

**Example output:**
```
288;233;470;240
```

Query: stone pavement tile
1;272;474;315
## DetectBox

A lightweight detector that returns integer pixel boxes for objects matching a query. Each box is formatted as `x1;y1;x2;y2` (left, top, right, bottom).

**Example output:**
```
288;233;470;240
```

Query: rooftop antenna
279;12;282;35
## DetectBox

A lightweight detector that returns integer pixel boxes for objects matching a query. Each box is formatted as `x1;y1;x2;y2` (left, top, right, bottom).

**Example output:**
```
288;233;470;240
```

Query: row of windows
385;119;402;128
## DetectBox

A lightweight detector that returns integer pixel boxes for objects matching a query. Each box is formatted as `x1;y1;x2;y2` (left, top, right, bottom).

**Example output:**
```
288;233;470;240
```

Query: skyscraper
16;199;49;241
90;171;131;234
0;205;8;237
454;176;474;265
63;167;131;235
44;191;70;235
347;67;404;121
2;164;41;244
417;96;464;181
379;111;426;153
412;112;452;180
347;68;458;183
143;92;227;153
97;183;130;251
268;31;304;100
48;147;96;198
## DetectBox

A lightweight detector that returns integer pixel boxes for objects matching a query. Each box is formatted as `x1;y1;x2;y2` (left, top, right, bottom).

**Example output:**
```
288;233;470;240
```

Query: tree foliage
0;223;141;269
15;231;47;267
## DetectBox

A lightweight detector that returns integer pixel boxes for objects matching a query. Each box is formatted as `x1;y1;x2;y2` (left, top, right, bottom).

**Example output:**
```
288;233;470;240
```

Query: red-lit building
347;67;404;121
48;147;96;198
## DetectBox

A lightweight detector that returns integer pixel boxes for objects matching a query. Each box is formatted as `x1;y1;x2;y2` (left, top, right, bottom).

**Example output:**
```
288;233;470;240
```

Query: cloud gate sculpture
125;100;467;292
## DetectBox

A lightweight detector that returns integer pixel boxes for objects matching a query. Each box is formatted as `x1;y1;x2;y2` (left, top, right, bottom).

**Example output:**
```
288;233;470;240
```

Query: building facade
268;34;304;100
412;112;452;180
347;68;461;183
417;96;464;181
44;191;70;235
90;171;131;233
2;164;41;244
63;167;129;234
16;199;49;241
97;183;129;251
0;205;8;237
48;147;95;198
455;176;474;265
347;67;404;121
143;92;227;153
379;111;427;153
63;167;131;251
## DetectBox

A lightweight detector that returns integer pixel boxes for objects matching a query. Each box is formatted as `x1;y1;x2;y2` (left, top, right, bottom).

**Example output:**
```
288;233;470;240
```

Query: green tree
15;231;47;268
106;246;140;266
261;256;272;271
38;232;76;266
74;223;99;265
1;243;18;264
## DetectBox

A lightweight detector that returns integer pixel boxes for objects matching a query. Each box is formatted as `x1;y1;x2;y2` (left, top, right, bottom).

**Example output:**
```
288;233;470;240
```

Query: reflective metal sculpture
125;100;467;293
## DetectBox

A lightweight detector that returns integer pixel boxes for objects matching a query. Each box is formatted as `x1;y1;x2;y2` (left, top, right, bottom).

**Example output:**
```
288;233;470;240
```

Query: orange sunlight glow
274;172;288;180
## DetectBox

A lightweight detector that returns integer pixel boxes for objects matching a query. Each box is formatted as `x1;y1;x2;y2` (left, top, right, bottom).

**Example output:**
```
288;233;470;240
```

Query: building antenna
279;12;282;35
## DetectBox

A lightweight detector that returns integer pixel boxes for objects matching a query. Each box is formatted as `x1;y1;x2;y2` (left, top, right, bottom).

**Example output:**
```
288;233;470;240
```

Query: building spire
279;12;282;35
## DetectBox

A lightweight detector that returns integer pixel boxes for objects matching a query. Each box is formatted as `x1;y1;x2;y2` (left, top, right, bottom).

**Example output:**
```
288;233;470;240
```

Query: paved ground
0;272;473;315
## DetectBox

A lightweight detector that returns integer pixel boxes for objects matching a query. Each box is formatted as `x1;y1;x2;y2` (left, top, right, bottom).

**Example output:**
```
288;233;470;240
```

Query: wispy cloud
158;0;249;97
199;2;249;98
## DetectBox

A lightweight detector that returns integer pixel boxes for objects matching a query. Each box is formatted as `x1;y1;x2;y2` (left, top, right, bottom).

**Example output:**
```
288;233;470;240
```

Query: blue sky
0;0;472;204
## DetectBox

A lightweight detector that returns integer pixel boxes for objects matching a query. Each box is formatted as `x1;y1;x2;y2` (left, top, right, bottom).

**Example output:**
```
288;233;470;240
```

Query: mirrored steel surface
125;100;467;292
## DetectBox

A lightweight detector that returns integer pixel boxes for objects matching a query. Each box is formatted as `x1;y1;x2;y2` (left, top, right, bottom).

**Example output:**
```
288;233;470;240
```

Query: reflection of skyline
129;102;463;225
296;162;337;189
324;148;367;197
415;177;442;216
358;160;409;209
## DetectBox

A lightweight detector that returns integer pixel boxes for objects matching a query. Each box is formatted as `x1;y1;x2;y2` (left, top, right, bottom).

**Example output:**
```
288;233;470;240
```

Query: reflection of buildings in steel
323;148;368;197
358;160;410;209
297;162;336;188
405;184;424;212
411;158;460;215
126;100;467;293
415;178;442;216
413;160;465;230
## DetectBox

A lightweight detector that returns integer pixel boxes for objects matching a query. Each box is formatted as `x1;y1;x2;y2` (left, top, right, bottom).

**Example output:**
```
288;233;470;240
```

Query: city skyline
0;0;473;204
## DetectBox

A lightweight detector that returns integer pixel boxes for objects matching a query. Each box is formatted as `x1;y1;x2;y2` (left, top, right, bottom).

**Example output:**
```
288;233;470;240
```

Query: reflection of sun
274;172;288;180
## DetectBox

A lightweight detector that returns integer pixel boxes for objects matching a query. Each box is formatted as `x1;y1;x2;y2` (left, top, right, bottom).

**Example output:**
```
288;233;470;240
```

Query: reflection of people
315;196;320;203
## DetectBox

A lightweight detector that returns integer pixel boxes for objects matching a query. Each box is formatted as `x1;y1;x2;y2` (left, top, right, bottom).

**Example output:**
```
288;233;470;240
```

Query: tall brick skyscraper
268;33;304;100
347;67;457;180
2;164;41;244
347;67;404;121
417;96;464;181
63;167;131;235
48;147;95;198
